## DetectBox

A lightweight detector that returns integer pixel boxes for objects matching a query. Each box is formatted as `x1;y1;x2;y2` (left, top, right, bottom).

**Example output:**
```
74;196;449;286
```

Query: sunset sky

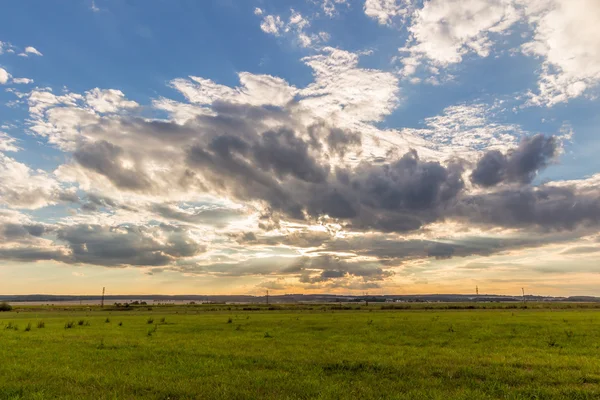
0;0;599;296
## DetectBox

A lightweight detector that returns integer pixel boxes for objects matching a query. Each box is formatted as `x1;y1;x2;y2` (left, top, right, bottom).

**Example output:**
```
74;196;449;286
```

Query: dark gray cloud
56;224;205;267
74;140;153;191
454;185;600;230
471;134;558;187
150;204;243;227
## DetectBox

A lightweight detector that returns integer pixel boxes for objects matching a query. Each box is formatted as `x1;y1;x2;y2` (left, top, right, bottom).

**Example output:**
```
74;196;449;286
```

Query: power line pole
101;287;105;308
266;290;269;306
522;287;525;303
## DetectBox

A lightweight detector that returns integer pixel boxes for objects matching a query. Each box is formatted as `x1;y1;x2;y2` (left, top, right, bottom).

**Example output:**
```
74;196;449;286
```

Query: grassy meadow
1;303;600;399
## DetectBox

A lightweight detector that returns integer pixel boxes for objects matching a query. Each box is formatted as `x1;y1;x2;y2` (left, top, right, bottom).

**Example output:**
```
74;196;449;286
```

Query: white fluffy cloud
522;0;600;106
24;46;43;56
364;0;409;25
259;9;329;48
11;77;34;84
300;47;399;123
0;68;10;84
85;88;139;113
319;0;348;16
0;132;19;152
403;0;518;68
260;15;284;35
0;153;65;209
393;0;599;105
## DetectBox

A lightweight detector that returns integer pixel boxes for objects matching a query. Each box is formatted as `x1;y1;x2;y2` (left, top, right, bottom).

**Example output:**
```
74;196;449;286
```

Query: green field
2;303;600;399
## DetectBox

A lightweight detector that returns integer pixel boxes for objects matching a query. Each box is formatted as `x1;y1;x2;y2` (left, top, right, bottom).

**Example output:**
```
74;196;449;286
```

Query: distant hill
1;293;598;303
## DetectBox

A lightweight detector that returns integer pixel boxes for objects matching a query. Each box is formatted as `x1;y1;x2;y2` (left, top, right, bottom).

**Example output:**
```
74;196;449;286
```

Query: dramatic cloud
470;134;558;186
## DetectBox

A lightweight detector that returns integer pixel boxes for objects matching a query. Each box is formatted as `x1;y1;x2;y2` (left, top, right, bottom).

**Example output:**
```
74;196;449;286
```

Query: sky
0;0;599;297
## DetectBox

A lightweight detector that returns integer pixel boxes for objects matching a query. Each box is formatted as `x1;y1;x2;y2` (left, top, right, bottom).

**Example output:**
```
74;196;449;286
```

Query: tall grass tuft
64;321;75;329
24;323;32;332
5;322;18;331
147;318;154;324
37;321;45;329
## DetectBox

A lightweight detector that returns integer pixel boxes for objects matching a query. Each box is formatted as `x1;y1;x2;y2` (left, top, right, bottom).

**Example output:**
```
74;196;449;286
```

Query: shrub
78;320;85;326
118;321;123;327
160;317;166;324
105;317;110;323
0;302;12;312
227;317;232;324
24;323;31;332
147;318;154;324
37;321;45;329
5;322;18;330
64;321;75;329
264;332;273;338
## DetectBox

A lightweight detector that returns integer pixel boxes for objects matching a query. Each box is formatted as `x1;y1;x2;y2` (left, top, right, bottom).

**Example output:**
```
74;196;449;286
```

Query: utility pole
522;287;525;303
476;285;479;301
101;287;105;308
266;290;269;306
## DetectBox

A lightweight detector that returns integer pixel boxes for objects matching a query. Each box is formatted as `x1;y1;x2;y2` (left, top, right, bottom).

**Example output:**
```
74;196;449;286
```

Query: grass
1;303;600;399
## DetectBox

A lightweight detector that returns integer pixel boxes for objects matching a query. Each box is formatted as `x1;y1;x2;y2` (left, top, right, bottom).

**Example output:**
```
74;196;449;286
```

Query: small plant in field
0;302;12;312
5;322;18;331
367;320;373;325
565;330;574;338
64;321;75;329
448;325;455;333
147;324;158;337
227;317;232;324
147;318;154;324
264;331;273;338
37;321;45;329
547;338;559;347
118;321;123;327
235;325;241;331
24;323;31;332
105;317;110;323
78;320;85;326
97;339;105;350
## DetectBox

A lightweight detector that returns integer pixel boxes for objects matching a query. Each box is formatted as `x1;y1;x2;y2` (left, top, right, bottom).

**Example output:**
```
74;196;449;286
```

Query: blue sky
0;0;599;296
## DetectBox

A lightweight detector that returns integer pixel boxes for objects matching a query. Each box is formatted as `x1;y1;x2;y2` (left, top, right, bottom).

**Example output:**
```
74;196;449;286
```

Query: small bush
64;321;75;329
227;317;232;324
264;332;273;338
0;302;12;312
235;325;242;331
565;330;574;338
37;321;45;329
105;318;110;323
5;322;18;331
147;318;154;324
78;320;85;326
147;324;158;337
160;317;166;324
24;323;31;332
118;321;123;327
